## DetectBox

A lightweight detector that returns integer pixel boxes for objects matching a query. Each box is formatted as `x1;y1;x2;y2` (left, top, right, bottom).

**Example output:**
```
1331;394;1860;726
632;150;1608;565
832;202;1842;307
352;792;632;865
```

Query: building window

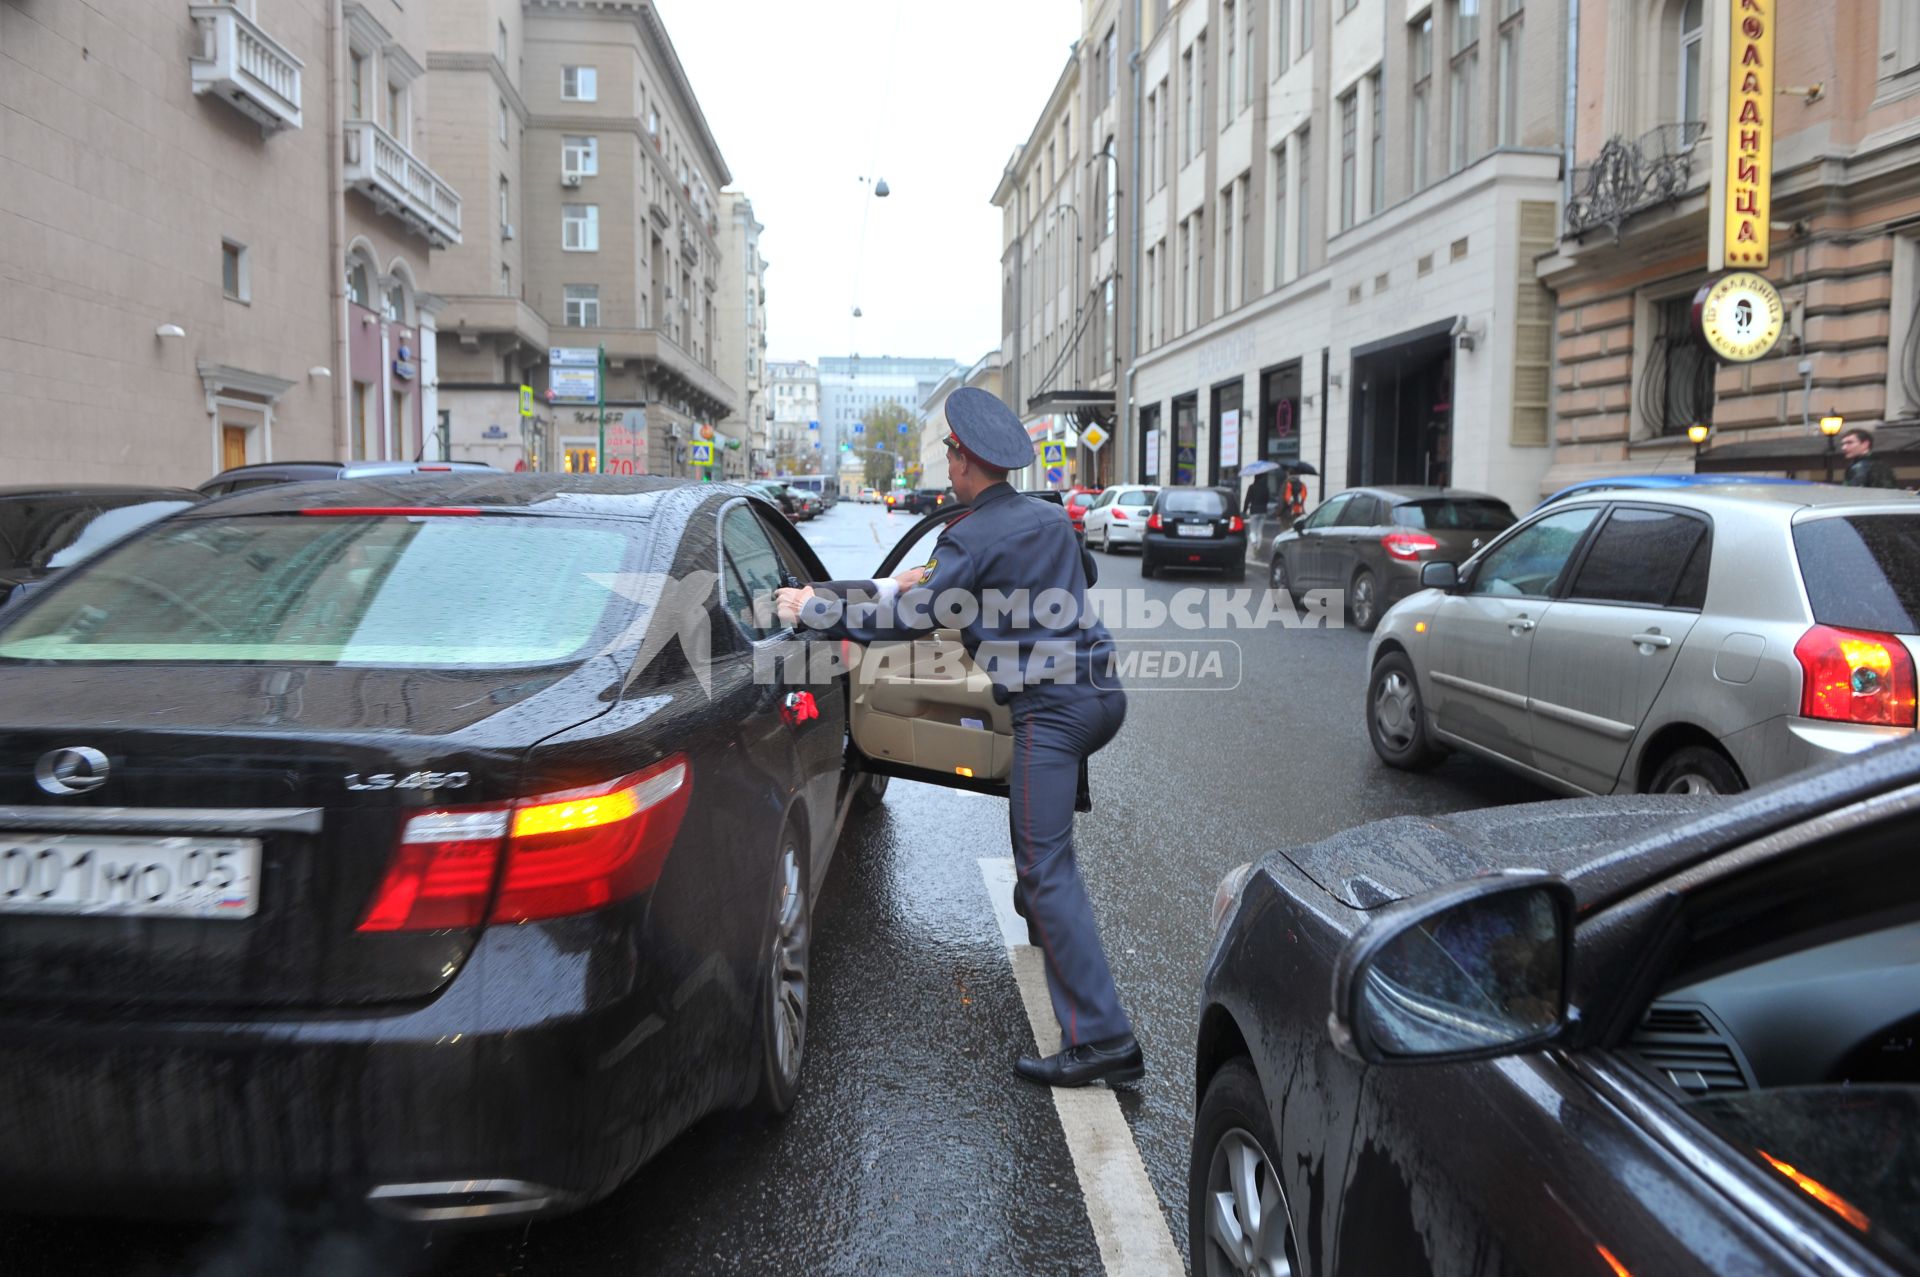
1238;174;1252;301
1295;127;1311;276
562;65;597;101
647;106;659;137
1343;0;1357;12
563;135;599;177
1449;0;1481;173
1220;186;1236;310
1183;47;1196;162
564;285;600;327
1244;0;1256;104
1224;1;1237;126
386;79;406;142
1103;139;1117;238
500;263;511;297
497;19;508;63
1179;218;1192;333
1272;146;1289;284
221;240;248;302
1411;17;1433;191
346;257;371;308
1302;0;1313;52
1103;278;1116;369
1498;1;1523;145
1146;90;1159;191
1104;25;1118;102
382;281;406;323
1276;0;1291;68
1370;71;1386;214
1678;0;1704;125
1339;88;1358;231
1643;293;1715;437
498;176;510;229
348;50;367;119
562;203;599;251
498;97;509;144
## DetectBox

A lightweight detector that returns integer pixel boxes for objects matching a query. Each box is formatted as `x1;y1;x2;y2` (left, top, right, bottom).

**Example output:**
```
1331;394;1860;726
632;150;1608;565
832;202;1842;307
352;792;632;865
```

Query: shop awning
1694;422;1920;473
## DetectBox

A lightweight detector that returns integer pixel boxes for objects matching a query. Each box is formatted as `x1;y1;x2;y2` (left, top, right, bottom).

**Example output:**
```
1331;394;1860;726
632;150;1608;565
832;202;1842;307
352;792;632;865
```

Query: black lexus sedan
0;474;1010;1225
1193;740;1920;1275
0;484;201;614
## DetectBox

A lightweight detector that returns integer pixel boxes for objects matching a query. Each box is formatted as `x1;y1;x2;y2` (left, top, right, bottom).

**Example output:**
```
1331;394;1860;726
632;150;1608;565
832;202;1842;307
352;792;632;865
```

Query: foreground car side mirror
1420;561;1460;591
1328;873;1574;1065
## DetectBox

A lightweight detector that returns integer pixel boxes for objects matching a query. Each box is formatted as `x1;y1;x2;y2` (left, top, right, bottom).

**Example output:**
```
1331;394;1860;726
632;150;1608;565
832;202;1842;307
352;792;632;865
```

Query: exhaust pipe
365;1179;570;1224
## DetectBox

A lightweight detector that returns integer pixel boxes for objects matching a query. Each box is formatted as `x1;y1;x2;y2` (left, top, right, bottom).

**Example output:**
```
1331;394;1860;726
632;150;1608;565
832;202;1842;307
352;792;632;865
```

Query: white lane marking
977;857;1185;1277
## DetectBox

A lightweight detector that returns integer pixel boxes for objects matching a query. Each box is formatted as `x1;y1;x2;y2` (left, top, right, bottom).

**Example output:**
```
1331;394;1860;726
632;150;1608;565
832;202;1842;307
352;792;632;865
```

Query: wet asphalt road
4;498;1548;1276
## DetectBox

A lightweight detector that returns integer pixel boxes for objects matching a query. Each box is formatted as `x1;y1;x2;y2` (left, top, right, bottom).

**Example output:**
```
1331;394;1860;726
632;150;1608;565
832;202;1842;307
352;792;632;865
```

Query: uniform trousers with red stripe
1009;682;1132;1050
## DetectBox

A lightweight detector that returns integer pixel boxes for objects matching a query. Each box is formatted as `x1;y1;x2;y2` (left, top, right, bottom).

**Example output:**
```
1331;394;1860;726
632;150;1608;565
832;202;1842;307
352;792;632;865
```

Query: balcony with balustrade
189;4;302;134
343;120;462;248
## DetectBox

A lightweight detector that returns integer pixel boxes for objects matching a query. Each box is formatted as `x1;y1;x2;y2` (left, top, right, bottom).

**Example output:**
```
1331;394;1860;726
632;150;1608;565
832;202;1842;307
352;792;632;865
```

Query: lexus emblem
35;747;110;796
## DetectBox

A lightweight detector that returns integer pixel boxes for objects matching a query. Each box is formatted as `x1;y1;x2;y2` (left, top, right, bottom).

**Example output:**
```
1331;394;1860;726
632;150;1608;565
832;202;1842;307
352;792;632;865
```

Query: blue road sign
1046;466;1064;485
898;423;909;434
689;442;714;467
853;423;864;435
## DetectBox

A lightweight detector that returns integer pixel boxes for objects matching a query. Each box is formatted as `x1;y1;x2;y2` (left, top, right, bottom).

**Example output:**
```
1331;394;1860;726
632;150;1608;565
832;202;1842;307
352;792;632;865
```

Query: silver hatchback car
1366;485;1918;795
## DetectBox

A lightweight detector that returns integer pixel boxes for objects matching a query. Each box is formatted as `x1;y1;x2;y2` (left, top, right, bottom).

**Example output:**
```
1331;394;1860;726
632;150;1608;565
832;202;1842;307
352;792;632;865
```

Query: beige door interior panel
849;630;1014;781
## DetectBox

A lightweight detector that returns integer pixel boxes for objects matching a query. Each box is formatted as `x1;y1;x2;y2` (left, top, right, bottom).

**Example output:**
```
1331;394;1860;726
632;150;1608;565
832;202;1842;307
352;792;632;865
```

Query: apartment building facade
768;359;820;475
430;0;735;478
3;0;460;485
1541;0;1920;486
716;191;768;478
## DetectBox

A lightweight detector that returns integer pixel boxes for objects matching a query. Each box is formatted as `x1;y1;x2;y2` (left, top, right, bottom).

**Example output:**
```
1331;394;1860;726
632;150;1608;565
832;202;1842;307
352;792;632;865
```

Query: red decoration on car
781;692;819;726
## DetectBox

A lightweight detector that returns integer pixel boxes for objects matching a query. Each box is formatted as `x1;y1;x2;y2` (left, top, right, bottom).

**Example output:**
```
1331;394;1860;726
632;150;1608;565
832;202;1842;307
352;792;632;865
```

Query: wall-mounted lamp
1450;314;1482;353
308;366;332;379
155;324;185;339
1686;422;1711;458
1819;412;1845;437
1329;372;1344;390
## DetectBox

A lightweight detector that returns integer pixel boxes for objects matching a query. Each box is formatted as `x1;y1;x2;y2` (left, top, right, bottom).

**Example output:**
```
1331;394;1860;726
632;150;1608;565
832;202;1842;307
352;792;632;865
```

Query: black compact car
888;488;951;516
0;485;201;613
199;459;494;497
0;475;1021;1224
1193;740;1920;1275
1266;485;1515;629
1141;486;1246;579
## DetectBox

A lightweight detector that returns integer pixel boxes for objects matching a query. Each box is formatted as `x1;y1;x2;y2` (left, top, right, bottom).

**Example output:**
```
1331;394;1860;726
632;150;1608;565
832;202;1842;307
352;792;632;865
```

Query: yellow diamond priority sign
1081;423;1109;452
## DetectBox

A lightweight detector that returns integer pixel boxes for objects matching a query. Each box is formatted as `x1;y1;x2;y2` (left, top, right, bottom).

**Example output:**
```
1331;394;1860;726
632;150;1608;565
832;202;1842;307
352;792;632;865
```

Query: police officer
774;388;1141;1088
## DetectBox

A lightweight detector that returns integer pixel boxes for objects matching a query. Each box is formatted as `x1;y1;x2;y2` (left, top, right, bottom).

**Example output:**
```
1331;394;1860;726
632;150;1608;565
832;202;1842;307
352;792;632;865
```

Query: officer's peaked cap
939;387;1036;472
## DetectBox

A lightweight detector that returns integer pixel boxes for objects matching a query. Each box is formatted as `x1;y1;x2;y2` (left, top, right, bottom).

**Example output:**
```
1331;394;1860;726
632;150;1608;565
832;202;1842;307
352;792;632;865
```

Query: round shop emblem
1694;272;1785;363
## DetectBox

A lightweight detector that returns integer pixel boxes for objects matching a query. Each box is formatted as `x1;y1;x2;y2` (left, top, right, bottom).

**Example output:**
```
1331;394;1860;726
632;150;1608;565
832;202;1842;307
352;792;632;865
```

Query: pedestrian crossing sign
518;385;534;418
1041;442;1066;467
690;442;714;467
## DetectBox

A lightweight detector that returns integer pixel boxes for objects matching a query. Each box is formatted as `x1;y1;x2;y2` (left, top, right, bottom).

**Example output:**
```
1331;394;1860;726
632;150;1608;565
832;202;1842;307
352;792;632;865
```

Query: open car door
844;492;1068;798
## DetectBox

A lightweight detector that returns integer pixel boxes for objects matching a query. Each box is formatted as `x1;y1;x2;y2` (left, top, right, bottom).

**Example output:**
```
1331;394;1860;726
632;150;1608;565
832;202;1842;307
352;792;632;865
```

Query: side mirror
1329;873;1574;1065
1420;561;1460;591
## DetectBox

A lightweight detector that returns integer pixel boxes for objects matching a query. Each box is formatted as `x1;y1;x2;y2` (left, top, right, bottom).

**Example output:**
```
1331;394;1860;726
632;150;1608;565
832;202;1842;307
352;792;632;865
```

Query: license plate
1177;524;1213;537
0;834;260;919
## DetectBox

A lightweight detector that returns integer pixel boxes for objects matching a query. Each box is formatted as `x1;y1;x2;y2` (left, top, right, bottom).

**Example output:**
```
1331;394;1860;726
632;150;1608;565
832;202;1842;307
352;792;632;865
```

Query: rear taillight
1112;509;1129;521
1382;531;1442;561
358;755;693;932
1148;512;1163;530
1228;515;1245;533
1794;626;1918;727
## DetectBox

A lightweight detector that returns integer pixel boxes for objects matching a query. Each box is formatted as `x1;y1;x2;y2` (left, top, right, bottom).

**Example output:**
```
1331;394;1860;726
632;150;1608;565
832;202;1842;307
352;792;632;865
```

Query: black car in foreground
1194;739;1920;1275
0;475;1021;1226
198;459;494;497
0;485;201;613
1142;486;1246;579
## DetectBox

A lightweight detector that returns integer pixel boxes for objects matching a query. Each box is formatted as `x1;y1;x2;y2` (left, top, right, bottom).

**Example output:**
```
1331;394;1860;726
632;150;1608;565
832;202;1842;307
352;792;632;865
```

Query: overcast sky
656;0;1080;369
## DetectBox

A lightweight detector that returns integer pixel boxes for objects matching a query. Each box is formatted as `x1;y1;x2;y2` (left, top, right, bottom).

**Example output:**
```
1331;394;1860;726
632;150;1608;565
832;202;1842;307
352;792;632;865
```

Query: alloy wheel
1351;574;1377;629
1101;525;1112;552
1373;669;1418;752
769;844;809;1085
1269;556;1287;592
1661;772;1720;796
1202;1128;1295;1277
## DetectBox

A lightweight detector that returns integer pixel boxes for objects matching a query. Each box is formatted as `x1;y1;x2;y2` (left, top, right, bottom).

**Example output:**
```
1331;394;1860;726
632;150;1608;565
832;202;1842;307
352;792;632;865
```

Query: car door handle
1509;617;1535;633
1630;632;1673;649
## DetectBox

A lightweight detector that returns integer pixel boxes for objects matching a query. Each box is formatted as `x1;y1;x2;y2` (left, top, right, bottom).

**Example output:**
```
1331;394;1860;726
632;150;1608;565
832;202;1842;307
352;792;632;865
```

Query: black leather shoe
1015;1034;1145;1088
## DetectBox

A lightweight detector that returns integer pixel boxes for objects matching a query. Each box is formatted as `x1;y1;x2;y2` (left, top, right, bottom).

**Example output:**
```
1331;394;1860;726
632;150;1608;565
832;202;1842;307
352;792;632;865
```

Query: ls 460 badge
345;771;472;792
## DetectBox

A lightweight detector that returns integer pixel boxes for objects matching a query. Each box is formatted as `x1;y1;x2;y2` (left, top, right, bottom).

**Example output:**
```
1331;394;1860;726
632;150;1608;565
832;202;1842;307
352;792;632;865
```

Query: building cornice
197;362;296;402
426;51;531;124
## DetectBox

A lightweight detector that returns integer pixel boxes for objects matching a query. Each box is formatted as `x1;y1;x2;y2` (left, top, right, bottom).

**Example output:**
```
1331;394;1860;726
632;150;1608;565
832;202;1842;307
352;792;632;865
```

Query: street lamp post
1820;412;1845;483
1687;422;1711;463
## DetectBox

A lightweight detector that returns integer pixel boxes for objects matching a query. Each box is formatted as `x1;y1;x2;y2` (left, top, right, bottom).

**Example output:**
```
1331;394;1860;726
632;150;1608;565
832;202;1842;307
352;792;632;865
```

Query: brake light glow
1382;531;1442;561
300;507;484;517
357;755;693;932
1112;508;1129;520
1794;625;1917;727
1228;515;1245;533
1148;512;1163;531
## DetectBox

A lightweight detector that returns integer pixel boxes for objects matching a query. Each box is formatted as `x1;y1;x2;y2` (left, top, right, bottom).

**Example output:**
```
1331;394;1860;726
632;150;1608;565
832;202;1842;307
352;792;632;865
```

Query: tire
1141;552;1158;579
1190;1058;1299;1277
1349;568;1381;632
1099;524;1113;553
1367;650;1445;771
853;772;889;811
1268;554;1293;603
748;833;812;1116
1648;744;1746;796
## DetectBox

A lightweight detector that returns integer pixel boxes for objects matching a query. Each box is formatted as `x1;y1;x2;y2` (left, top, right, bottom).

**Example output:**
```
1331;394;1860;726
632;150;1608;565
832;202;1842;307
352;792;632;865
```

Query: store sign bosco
1724;0;1774;268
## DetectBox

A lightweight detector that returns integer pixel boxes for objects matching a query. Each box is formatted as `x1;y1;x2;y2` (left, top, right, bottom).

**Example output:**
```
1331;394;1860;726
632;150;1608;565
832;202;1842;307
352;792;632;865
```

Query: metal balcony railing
189;4;302;134
343;119;462;247
1565;122;1706;242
